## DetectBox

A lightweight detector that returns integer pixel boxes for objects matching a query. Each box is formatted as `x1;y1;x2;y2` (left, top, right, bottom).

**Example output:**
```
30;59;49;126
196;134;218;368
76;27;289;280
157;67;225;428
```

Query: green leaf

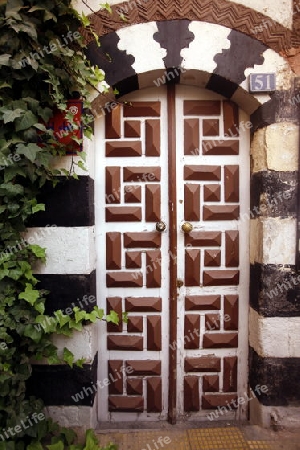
79;11;90;27
19;283;40;306
48;353;61;365
74;308;87;323
37;106;53;122
83;311;97;323
16;143;41;162
44;9;57;22
0;442;15;450
35;315;56;333
57;325;73;336
100;3;112;13
119;12;128;22
32;203;45;214
24;324;42;342
28;6;45;12
0;182;24;195
15;111;38;131
28;245;46;260
90;30;100;47
63;347;74;368
61;427;77;445
76;358;85;368
68;319;83;331
33;123;47;131
10;20;38;39
0;81;12;89
78;151;86;162
27;441;44;450
84;429;100;450
4;166;26;183
46;443;64;450
0;54;11;66
83;128;93;139
106;310;119;325
5;0;23;18
34;301;45;314
23;96;40;110
77;160;87;171
6;267;23;280
3;108;24;123
93;306;104;320
54;310;70;328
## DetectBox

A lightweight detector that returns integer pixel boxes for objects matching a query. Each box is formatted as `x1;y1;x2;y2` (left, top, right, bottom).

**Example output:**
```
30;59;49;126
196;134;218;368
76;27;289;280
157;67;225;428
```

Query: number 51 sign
249;73;276;93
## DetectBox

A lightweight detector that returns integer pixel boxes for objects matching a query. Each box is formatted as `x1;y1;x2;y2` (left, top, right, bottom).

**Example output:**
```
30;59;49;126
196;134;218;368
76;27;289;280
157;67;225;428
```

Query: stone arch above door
86;20;294;117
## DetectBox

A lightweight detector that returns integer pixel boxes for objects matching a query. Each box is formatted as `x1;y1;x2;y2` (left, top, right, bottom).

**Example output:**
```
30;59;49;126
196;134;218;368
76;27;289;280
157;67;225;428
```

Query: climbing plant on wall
0;0;118;448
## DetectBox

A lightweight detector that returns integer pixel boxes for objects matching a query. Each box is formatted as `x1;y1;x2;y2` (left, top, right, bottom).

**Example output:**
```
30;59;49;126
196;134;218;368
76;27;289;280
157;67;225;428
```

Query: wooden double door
95;85;249;423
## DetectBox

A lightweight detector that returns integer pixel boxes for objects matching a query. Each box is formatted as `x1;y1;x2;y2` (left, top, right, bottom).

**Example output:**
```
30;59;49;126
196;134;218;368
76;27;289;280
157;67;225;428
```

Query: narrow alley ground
96;422;300;450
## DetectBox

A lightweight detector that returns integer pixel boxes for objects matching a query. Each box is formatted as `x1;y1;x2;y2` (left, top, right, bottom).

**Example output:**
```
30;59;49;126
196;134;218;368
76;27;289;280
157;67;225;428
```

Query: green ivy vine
0;0;120;448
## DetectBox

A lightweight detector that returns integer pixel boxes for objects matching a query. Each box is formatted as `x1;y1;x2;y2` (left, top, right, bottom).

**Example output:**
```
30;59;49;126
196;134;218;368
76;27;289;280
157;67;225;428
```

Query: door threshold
96;420;248;431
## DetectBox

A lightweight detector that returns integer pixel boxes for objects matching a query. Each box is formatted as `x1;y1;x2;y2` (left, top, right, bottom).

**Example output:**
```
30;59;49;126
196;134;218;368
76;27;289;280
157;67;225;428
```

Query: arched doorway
95;84;250;423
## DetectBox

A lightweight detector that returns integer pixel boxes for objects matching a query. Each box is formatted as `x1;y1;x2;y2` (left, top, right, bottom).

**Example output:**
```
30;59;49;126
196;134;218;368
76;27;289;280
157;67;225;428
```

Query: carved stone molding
82;0;297;53
293;0;300;47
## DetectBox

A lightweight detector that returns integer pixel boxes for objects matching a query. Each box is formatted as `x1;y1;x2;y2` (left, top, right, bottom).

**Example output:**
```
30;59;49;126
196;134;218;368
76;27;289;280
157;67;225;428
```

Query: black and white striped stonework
26;169;98;427
248;92;300;426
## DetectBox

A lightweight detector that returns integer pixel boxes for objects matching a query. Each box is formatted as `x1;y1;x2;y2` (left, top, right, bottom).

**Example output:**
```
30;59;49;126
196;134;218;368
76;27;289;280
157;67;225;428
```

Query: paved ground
96;423;300;450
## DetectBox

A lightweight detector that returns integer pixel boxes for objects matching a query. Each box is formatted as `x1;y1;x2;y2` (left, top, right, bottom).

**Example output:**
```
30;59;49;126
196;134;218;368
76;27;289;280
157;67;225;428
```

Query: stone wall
27;0;300;429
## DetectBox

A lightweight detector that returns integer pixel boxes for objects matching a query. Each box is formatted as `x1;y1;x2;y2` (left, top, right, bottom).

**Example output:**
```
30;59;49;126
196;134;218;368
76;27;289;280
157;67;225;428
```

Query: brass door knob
181;222;193;233
156;221;167;232
177;279;184;288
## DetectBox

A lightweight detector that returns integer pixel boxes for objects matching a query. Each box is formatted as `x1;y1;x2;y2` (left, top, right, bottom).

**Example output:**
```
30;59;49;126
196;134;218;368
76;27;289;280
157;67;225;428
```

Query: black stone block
27;354;98;406
27;176;94;227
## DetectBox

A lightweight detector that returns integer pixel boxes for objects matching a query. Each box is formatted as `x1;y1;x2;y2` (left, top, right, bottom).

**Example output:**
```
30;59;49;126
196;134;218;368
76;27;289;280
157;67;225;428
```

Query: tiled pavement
96;424;300;450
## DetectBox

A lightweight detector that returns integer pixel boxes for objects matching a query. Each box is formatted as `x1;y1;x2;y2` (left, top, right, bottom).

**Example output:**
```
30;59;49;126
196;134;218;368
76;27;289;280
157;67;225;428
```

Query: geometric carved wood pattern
107;359;163;412
104;101;164;414
182;98;241;412
101;92;246;420
105;104;163;297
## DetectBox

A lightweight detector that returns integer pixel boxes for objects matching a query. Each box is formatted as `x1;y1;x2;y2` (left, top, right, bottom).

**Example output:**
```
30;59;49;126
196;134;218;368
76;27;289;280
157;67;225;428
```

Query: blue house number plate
249;73;276;93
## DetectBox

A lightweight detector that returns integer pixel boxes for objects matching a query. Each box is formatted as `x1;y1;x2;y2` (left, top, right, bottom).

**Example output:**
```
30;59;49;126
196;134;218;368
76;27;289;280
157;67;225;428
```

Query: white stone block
251;128;267;173
25;227;96;275
266;123;299;172
52;324;98;363
249;308;300;358
250;218;296;265
250;397;300;429
117;22;166;74
181;22;230;74
262;218;296;265
45;402;98;429
50;135;95;179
